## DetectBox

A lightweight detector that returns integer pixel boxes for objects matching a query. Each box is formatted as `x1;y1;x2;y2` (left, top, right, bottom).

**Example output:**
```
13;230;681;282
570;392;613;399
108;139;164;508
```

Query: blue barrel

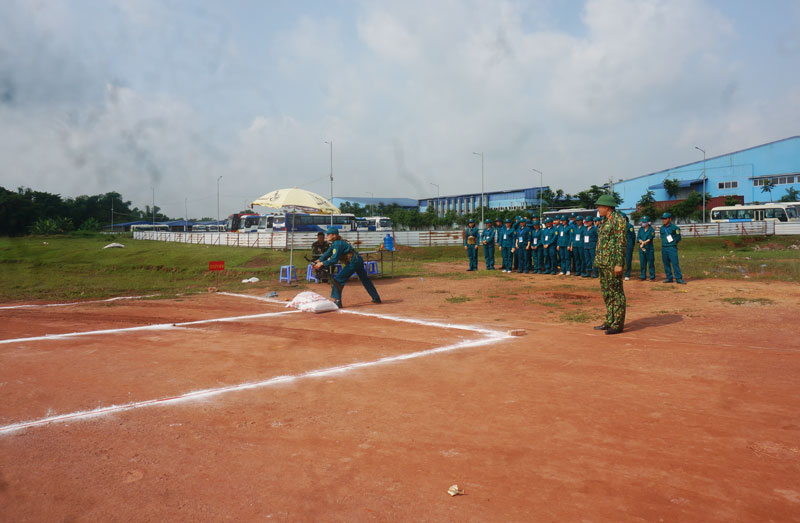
383;234;395;251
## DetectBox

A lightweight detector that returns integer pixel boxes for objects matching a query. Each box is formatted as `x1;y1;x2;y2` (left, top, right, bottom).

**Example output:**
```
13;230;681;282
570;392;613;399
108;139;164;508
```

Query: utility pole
695;146;707;223
184;197;188;232
325;140;333;226
532;169;543;218
152;187;155;225
111;197;114;233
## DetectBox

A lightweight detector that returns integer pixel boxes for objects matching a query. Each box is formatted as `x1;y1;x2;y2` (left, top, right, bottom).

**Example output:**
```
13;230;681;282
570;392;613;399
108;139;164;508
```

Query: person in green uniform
542;218;557;274
637;215;656;281
530;219;542;273
582;217;598;277
556;214;571;275
513;219;531;273
571;216;584;277
481;219;496;270
494;217;504;263
511;217;520;271
593;195;627;335
659;212;686;284
623;214;636;281
464;218;479;271
500;218;515;272
314;227;381;308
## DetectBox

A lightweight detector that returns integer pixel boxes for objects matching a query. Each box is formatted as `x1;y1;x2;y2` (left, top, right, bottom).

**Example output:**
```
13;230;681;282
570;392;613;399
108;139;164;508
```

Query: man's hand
464;245;468;251
614;265;623;276
314;261;323;270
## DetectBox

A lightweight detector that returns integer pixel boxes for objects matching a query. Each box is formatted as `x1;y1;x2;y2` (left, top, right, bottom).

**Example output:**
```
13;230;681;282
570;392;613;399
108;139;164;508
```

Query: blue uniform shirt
659;223;681;247
499;226;515;248
516;227;531;249
637;226;655;250
319;239;358;267
583;225;598;248
481;227;495;246
541;226;555;247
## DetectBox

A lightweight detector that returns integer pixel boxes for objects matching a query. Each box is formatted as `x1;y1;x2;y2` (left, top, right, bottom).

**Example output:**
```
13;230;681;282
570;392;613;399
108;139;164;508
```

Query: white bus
130;224;169;232
367;216;393;231
261;213;357;232
710;203;798;223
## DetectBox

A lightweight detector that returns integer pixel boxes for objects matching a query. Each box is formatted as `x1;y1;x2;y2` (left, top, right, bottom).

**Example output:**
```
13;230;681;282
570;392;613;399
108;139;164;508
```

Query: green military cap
504;218;511;223
595;194;618;207
573;215;582;221
583;216;592;222
544;217;552;223
325;226;339;235
485;219;491;224
468;217;476;223
593;216;603;222
531;213;538;218
559;214;567;220
495;217;502;221
661;212;672;219
520;220;527;225
640;215;650;223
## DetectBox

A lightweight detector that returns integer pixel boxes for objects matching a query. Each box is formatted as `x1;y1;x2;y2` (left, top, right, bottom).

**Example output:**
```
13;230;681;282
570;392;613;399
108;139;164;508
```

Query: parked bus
367;216;393;231
225;213;261;232
130;224;169;232
268;213;357;232
710;203;798;223
355;217;370;231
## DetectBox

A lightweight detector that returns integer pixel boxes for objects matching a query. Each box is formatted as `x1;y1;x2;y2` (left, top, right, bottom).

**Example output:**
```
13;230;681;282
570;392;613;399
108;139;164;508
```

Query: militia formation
463;195;686;335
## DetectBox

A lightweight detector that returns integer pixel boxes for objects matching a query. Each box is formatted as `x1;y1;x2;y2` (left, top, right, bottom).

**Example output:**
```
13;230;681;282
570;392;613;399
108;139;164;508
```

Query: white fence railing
134;222;797;249
133;230;465;248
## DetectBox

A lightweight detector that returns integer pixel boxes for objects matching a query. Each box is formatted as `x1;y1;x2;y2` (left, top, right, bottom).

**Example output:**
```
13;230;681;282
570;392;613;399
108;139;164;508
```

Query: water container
383;234;395;251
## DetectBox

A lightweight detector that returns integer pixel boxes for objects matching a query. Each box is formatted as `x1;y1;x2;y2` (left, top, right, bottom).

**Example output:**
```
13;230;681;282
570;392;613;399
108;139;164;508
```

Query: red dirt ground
1;272;799;522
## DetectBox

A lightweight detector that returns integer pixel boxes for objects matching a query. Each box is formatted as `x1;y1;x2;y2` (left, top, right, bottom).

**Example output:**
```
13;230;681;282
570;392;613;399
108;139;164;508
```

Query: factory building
418;187;548;216
612;136;800;213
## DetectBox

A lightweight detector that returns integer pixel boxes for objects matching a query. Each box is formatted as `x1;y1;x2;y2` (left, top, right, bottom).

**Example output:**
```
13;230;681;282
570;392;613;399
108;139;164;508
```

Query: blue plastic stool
279;265;297;283
365;260;379;275
305;264;318;282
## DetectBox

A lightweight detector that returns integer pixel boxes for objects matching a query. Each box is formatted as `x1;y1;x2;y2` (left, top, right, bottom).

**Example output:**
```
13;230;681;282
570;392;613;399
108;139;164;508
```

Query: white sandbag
241;277;260;283
103;243;125;249
286;291;339;313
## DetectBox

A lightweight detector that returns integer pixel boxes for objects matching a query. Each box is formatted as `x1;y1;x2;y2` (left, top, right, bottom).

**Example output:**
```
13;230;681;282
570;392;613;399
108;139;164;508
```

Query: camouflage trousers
599;268;626;330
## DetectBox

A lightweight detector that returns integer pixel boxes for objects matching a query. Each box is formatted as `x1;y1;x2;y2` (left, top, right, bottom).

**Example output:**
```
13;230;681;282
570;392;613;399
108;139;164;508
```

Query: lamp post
472;152;484;227
429;182;440;217
324;140;333;226
695;146;707;223
216;175;222;232
531;168;543;218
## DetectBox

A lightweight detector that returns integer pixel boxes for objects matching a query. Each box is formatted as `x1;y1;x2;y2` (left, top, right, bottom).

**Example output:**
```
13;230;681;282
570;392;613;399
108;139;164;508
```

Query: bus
367;216;393;231
710;203;798;223
130;224;169;232
225;213;261;232
268;213;357;232
355;217;370;231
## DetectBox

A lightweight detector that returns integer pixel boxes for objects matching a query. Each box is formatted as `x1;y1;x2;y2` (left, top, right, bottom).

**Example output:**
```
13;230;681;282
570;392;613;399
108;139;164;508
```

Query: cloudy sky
1;0;798;218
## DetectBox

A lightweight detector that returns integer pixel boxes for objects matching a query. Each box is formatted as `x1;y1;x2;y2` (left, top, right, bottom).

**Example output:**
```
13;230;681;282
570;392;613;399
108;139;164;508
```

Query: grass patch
445;295;472;304
539;302;559;307
721;297;774;306
560;310;595;323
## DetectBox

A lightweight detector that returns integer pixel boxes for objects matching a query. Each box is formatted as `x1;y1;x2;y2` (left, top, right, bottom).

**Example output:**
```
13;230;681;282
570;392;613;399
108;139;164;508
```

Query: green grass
560;310;596;323
720;297;774;306
445;295;472;304
1;234;799;302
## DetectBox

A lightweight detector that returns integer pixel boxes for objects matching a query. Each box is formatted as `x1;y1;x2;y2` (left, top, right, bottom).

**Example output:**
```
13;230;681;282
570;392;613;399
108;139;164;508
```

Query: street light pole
151;187;155;225
532;168;543;218
472;152;484;227
695;146;707;223
429;182;440;218
325;140;333;226
216;175;222;232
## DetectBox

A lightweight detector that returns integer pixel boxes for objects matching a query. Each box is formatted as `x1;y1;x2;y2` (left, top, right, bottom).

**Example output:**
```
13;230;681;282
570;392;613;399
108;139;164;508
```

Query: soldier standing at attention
582;217;599;278
541;218;557;274
464;218;480;272
660;212;686;284
513;220;531;273
530;219;542;273
593;195;627;335
494;217;504;262
637;215;656;281
314;227;381;308
511;217;520;272
571;216;584;277
556;215;571;275
481;219;496;270
623;214;636;281
500;218;515;272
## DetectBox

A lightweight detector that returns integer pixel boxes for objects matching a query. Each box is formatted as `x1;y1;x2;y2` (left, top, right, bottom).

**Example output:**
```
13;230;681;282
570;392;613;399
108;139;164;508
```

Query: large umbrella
251;188;340;270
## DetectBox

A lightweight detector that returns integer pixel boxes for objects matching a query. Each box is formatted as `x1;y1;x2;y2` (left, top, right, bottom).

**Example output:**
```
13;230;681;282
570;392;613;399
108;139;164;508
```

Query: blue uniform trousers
573;247;583;276
483;245;495;269
331;256;381;303
639;247;655;279
624;243;634;277
531;248;541;272
466;245;478;270
583;247;597;277
546;246;558;274
516;248;529;273
661;246;683;281
501;247;513;271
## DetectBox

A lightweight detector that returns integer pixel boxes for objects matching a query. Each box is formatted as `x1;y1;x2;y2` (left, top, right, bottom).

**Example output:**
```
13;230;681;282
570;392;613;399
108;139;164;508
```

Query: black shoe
605;328;623;335
639;278;646;281
663;279;674;283
594;323;609;330
334;300;343;308
676;280;686;285
372;298;382;304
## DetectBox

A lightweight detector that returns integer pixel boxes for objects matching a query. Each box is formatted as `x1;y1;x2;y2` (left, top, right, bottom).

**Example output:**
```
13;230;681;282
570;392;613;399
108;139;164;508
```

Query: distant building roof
333;196;419;208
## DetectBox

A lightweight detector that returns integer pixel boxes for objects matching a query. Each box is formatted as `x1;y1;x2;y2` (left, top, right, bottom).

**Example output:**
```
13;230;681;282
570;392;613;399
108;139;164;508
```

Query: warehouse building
612;136;800;213
418;186;548;216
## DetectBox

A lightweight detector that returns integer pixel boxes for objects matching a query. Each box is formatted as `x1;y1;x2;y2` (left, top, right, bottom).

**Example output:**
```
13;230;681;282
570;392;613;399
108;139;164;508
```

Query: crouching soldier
314;227;381;308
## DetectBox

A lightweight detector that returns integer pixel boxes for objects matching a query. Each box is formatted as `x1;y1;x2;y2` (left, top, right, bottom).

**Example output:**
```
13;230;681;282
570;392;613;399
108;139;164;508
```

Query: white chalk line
0;293;511;435
0;310;300;345
0;295;157;310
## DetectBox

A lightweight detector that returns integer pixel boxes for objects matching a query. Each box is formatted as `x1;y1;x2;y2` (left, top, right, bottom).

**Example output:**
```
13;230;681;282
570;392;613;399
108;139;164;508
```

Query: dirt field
1;269;799;522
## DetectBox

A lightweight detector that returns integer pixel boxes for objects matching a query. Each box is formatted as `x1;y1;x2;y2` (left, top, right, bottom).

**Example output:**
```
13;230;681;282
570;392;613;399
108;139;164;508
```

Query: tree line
0;186;172;236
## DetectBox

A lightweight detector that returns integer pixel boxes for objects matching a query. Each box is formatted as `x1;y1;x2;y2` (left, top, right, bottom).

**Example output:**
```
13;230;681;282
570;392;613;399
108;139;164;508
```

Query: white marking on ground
0;295;157;310
0;311;300;345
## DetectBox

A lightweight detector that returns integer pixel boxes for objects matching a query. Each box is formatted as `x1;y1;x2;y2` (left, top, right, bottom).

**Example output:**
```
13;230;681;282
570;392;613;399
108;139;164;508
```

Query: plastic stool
365;260;379;275
279;265;297;283
305;264;318;282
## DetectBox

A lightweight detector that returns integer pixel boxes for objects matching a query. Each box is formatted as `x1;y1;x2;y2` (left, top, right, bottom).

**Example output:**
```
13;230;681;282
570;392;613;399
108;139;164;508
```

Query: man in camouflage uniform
593;194;627;335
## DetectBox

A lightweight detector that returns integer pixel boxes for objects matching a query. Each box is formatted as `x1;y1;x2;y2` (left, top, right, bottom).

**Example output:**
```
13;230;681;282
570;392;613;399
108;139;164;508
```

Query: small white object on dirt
103;243;125;249
241;277;260;283
286;291;339;313
447;485;464;496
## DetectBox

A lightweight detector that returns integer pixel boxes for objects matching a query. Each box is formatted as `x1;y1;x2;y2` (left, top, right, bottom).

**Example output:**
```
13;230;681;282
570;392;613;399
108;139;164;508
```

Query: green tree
663;178;681;199
631;190;658;224
779;187;799;202
760;179;775;202
724;195;740;206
